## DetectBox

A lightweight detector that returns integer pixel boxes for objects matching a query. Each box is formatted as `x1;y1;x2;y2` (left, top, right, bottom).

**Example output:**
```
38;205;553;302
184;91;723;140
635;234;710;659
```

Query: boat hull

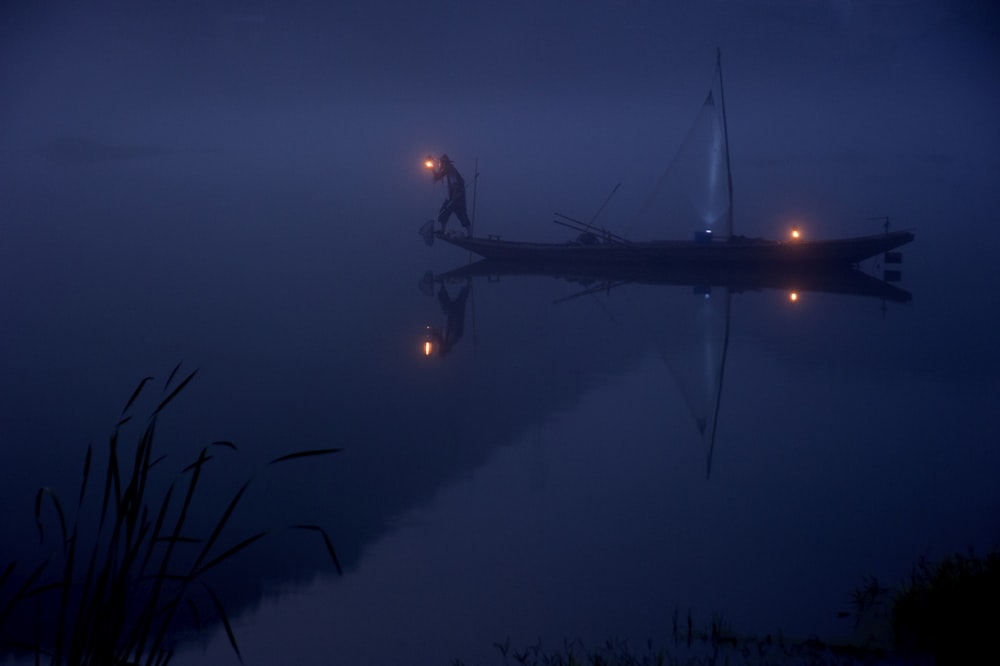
436;230;915;269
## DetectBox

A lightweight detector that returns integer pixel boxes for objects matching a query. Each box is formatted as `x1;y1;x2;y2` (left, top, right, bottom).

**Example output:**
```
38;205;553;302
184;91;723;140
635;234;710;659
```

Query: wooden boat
434;228;915;270
428;49;915;270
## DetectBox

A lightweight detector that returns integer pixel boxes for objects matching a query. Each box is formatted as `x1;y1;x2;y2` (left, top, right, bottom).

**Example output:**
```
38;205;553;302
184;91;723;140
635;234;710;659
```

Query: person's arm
432;162;447;183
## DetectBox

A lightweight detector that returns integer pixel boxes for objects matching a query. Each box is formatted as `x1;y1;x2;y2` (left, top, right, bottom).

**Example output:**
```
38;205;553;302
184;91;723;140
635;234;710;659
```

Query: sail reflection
421;257;911;477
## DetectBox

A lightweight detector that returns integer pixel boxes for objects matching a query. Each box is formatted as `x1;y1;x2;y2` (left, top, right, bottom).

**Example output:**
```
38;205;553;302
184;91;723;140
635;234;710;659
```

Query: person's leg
455;198;472;235
438;199;454;231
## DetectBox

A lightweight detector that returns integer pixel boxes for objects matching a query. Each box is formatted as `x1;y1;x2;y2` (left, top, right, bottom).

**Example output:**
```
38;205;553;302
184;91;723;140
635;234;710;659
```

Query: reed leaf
189;482;251;577
192;531;268;579
181;456;214;474
163;363;183;392
200;582;242;665
292;525;343;575
152;647;172;666
122;377;154;417
139;595;181;666
152;536;202;546
136;447;210;659
79;444;93;505
4;369;343;665
53;527;81;665
69;544;104;665
0;561;48;630
153;369;197;416
139;481;175;577
268;447;343;465
185;598;202;631
34;487;68;552
99;431;122;536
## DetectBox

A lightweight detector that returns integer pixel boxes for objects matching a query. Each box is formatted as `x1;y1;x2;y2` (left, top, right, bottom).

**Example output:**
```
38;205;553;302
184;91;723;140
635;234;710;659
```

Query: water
2;143;998;663
2;4;999;664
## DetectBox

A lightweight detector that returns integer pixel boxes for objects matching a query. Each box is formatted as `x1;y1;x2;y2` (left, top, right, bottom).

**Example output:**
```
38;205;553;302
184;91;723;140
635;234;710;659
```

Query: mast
716;48;734;238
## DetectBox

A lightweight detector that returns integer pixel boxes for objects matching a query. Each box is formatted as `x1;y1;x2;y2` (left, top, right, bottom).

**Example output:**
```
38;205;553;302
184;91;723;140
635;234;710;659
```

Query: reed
464;611;890;666
0;365;342;665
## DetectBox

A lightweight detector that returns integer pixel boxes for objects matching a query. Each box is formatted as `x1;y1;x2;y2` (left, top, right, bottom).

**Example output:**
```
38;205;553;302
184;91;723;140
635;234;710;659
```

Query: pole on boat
716;47;734;239
553;212;631;245
471;156;480;238
867;215;890;233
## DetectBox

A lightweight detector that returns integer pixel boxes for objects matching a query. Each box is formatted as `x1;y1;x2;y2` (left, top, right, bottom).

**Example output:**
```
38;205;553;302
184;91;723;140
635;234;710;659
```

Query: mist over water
2;1;999;664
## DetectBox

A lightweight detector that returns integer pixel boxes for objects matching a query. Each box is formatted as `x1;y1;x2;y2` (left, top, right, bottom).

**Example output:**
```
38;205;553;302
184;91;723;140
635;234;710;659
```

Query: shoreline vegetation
457;545;999;666
0;366;341;665
1;368;996;665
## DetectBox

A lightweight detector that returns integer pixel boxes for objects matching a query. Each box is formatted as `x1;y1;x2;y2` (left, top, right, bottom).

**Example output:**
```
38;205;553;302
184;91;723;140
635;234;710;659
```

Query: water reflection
421;256;913;478
420;276;471;358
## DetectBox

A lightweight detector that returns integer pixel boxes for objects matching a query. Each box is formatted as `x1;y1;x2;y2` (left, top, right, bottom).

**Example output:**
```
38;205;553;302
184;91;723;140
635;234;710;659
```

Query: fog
2;1;999;664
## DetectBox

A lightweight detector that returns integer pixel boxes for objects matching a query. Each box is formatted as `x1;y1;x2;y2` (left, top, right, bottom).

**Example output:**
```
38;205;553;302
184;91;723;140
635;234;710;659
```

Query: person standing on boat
433;154;472;237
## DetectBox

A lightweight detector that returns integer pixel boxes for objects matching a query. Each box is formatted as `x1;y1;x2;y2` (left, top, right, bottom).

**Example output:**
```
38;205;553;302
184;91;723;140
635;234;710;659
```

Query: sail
687;89;732;237
630;51;733;240
653;285;730;477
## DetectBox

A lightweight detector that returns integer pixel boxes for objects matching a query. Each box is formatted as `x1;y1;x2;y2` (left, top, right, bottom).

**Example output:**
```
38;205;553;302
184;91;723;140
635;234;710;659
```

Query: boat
425;49;915;269
432;229;914;270
423;50;915;477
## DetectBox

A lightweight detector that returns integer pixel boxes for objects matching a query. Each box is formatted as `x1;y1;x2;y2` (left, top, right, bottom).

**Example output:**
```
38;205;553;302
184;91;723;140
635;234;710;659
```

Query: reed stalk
0;365;342;665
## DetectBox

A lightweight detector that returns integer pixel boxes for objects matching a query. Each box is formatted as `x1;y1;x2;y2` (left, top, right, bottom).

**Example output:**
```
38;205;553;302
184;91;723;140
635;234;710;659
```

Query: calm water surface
2;5;999;661
1;140;998;665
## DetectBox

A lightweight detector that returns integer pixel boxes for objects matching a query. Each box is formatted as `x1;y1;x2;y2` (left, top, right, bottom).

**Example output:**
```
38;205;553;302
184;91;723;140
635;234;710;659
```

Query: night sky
2;1;999;664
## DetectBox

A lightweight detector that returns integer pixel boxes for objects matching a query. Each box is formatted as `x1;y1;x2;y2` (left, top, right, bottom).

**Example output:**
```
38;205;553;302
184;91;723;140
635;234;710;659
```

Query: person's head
439;154;451;166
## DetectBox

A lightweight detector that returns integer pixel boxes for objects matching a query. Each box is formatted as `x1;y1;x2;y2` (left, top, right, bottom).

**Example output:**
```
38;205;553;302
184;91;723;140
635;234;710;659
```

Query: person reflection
425;280;470;357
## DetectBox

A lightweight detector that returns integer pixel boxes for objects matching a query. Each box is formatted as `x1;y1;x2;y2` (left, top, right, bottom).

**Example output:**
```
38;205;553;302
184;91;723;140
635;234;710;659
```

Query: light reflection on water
174;270;998;665
2;150;999;664
175;266;993;664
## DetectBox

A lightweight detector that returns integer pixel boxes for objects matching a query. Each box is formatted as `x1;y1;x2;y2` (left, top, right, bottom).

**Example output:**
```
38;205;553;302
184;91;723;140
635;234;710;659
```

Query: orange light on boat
790;226;801;240
789;291;799;302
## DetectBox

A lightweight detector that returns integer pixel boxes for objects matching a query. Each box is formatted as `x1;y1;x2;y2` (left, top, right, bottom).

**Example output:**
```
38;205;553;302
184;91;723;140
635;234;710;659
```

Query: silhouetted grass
891;547;1000;664
455;611;887;666
0;365;342;665
460;545;1000;666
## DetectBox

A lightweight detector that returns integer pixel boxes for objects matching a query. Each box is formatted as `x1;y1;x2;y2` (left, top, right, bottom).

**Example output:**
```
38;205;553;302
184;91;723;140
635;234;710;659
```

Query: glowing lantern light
423;340;433;356
424;156;435;169
789;291;799;302
790;226;801;240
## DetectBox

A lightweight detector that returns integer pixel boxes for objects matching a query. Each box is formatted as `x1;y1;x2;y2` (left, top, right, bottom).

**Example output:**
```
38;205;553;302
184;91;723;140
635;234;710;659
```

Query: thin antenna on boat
469;155;480;261
717;47;734;239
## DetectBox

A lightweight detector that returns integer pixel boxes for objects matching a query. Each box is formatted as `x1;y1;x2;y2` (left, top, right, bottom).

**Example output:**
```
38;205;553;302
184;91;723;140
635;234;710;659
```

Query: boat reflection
434;257;912;304
420;257;911;477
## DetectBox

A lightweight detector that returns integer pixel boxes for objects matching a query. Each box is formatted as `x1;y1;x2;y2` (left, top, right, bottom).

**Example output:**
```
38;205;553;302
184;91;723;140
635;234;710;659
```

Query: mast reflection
420;258;912;476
